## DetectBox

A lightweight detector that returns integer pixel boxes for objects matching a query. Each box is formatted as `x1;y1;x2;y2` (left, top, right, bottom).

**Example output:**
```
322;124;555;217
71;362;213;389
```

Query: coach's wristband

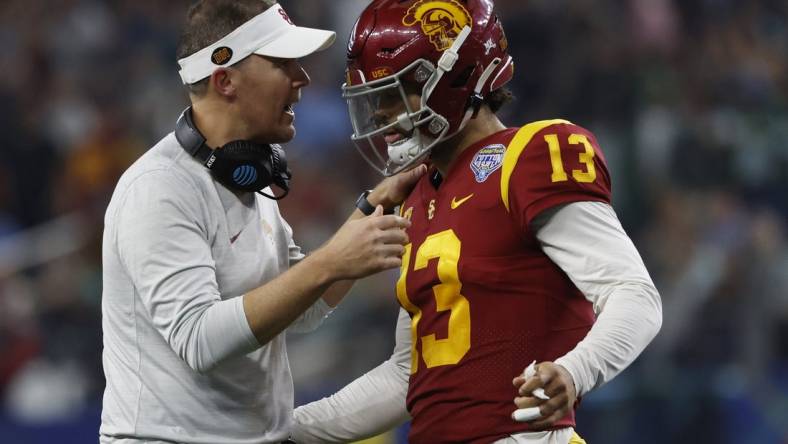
356;190;394;215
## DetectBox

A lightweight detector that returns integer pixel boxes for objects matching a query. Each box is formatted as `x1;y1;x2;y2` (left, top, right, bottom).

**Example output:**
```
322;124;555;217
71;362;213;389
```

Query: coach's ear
209;68;237;98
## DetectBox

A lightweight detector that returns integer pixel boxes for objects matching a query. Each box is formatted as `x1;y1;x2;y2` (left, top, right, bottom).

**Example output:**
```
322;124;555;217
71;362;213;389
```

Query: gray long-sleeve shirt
100;133;330;444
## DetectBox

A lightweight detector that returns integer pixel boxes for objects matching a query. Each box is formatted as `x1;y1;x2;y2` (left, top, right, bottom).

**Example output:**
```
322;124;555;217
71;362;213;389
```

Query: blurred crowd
0;0;786;443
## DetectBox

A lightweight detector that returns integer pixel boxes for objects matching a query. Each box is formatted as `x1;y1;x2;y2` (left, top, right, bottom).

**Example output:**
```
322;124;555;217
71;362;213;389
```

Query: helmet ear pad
209;141;277;193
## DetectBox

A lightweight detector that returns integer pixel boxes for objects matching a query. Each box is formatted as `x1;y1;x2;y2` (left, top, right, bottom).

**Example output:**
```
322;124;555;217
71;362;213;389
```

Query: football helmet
344;0;514;176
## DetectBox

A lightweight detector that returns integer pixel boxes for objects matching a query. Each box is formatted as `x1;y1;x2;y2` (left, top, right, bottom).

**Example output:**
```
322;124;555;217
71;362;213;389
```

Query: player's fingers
529;405;569;430
543;374;568;398
529;397;568;429
535;364;557;386
512;375;526;388
513;395;544;409
536;393;568;418
372;205;384;216
511;407;542;423
518;376;545;396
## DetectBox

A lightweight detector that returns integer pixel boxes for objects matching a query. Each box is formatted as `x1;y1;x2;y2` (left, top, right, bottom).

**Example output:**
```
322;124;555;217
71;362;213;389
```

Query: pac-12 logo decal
470;144;505;182
402;0;472;51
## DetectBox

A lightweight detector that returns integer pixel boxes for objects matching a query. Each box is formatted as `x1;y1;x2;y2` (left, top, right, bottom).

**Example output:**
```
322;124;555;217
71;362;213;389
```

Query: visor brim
254;26;336;59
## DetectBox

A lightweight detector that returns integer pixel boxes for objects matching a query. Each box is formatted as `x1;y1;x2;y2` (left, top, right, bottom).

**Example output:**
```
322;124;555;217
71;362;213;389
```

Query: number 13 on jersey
396;229;470;374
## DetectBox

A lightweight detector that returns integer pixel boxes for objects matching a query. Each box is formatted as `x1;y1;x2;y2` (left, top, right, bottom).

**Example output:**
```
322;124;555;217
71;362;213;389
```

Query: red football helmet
344;0;514;176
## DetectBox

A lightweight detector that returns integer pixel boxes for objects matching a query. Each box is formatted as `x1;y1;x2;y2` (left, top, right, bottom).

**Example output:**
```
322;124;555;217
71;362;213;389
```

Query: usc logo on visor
403;0;472;51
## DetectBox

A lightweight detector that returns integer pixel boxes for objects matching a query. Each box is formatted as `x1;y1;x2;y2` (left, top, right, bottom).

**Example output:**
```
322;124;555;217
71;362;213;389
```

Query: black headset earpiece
174;107;292;199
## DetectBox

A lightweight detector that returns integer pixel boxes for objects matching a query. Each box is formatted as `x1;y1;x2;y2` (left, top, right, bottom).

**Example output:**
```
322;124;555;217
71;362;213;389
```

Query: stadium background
0;0;786;442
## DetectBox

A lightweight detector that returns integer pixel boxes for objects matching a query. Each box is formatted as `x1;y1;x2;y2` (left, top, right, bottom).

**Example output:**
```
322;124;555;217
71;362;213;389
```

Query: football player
293;1;662;443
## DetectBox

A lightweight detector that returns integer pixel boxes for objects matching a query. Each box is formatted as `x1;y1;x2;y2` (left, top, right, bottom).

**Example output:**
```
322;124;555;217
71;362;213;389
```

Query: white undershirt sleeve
532;201;662;397
291;308;412;443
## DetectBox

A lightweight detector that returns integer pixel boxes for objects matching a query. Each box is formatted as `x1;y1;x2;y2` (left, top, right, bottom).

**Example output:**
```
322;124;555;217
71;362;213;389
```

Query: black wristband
355;190;394;215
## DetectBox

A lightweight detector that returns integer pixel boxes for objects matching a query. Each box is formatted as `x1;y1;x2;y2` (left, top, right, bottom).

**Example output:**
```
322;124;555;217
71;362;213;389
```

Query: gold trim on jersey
500;119;571;212
569;430;587;444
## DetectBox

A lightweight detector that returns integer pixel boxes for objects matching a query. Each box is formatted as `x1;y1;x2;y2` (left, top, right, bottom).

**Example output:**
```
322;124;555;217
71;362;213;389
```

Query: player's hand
320;205;410;280
367;164;428;209
512;361;577;430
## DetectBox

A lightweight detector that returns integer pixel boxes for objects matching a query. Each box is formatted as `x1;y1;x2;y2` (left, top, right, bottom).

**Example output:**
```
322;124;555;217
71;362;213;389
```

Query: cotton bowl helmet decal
343;0;514;176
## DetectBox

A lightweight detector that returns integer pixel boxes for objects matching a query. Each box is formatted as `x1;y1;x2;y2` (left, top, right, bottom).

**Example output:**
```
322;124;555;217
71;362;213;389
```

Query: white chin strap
456;56;502;130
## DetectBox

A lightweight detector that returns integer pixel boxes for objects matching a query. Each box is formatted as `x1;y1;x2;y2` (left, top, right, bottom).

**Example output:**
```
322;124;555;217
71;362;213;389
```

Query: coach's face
234;55;310;144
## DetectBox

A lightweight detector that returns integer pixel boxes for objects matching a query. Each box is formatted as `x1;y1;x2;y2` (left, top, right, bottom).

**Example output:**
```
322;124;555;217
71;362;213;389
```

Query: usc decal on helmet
402;0;472;51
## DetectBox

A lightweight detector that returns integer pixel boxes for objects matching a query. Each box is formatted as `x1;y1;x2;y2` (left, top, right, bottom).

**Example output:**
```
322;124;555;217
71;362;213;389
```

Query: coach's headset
175;107;292;200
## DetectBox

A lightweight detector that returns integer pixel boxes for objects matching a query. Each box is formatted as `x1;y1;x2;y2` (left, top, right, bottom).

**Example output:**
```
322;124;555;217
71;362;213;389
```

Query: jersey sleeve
500;120;612;229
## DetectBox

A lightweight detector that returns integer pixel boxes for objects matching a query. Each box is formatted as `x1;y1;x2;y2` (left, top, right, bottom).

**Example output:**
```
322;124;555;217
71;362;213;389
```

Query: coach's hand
368;164;428;209
512;361;577;429
320;205;410;280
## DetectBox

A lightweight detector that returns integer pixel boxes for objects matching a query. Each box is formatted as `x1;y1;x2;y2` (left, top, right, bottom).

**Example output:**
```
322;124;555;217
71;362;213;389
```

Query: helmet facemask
343;26;473;176
343;60;446;176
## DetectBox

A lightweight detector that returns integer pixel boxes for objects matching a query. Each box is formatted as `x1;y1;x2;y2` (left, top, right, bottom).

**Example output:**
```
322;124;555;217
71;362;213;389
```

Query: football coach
99;1;424;443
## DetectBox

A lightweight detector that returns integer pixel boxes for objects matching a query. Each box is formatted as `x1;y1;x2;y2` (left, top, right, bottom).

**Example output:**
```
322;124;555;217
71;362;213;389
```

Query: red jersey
396;120;612;444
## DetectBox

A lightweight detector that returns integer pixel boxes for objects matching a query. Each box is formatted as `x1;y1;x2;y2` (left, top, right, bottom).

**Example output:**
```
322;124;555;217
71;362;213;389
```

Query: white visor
177;3;336;85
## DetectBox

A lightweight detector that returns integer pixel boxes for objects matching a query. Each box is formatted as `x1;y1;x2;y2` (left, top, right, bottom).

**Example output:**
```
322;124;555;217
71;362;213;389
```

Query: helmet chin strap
456;56;503;131
423;26;472;100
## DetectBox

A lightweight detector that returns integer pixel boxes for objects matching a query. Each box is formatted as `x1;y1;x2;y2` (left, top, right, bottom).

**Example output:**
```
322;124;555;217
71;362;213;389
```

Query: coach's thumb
409;164;428;181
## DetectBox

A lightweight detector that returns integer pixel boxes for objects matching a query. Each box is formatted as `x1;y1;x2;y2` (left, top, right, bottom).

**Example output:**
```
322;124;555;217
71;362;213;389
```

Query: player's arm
515;201;662;428
502;121;660;426
539;201;661;392
290;308;412;443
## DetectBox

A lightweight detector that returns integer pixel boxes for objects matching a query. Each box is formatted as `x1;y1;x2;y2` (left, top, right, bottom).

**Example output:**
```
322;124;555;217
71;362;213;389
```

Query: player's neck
431;107;507;177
